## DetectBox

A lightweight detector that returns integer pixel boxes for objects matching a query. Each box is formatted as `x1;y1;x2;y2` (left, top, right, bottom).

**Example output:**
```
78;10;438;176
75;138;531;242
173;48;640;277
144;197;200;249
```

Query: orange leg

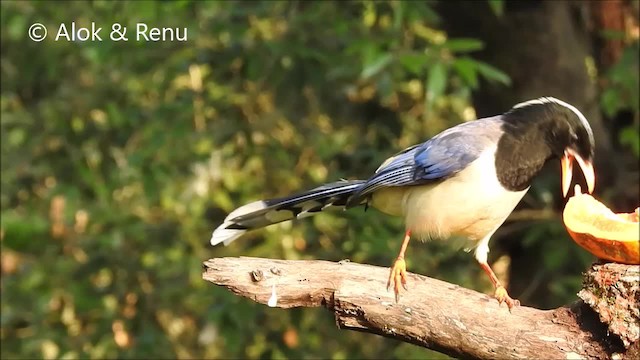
387;230;411;302
479;262;520;311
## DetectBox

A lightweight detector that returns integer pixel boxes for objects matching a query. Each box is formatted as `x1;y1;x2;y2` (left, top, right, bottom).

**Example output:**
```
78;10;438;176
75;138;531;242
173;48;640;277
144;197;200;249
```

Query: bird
210;96;596;311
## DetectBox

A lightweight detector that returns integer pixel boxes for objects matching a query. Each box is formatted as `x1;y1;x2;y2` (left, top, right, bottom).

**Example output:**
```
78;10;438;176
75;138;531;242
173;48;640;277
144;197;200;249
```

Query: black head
496;97;595;195
508;97;594;162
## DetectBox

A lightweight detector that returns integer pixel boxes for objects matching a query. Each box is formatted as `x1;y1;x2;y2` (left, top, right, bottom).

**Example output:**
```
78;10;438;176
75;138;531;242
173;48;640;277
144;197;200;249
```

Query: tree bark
203;257;637;359
578;263;640;349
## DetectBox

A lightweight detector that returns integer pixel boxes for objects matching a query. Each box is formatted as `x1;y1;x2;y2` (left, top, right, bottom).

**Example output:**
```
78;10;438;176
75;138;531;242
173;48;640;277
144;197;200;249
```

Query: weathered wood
203;257;635;359
578;263;640;349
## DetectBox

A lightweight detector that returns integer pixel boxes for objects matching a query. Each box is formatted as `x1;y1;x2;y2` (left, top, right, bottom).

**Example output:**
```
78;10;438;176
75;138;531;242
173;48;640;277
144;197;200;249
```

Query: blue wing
348;117;503;204
413;131;481;180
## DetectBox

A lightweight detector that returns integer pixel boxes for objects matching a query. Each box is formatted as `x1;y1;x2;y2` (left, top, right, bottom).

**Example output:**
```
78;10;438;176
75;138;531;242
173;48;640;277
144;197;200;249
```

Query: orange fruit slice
563;185;639;265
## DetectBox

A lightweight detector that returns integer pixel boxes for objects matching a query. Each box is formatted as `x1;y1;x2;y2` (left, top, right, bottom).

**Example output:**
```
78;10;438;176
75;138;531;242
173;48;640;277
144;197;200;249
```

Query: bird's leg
387;230;411;302
479;261;520;311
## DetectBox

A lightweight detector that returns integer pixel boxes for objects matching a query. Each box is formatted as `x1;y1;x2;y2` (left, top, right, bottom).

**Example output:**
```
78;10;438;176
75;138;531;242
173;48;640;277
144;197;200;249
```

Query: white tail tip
210;225;246;246
210;200;268;246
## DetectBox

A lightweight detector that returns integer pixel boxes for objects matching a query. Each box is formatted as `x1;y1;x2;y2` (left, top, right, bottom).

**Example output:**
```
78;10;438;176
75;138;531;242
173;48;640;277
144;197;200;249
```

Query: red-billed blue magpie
210;97;596;310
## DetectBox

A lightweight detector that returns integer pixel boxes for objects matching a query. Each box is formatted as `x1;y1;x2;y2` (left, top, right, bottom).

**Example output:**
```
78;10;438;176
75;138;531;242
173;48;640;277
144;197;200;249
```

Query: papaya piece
563;185;639;265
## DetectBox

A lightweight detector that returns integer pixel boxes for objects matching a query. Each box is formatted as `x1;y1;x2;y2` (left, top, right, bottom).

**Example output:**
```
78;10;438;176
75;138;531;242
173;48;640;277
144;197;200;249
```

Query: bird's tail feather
210;179;367;246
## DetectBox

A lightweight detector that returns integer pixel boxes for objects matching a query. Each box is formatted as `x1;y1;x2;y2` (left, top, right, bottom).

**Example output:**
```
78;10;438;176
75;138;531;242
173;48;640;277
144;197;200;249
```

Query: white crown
513;97;594;143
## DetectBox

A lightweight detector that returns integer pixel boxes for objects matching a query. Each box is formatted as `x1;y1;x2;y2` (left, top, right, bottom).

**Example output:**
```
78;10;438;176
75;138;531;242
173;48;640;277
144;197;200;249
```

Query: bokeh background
1;1;638;359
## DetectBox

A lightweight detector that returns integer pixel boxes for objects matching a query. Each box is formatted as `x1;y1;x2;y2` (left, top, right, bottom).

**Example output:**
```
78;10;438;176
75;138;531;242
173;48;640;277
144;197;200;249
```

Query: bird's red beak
561;149;595;197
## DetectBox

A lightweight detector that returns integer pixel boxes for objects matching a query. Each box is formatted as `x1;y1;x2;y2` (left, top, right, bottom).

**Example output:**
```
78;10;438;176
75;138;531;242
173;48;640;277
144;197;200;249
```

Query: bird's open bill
561;149;595;197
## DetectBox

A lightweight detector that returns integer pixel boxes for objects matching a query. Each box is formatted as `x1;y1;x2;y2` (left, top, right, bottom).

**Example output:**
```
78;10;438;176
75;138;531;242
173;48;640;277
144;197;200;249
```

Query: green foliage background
1;1;638;359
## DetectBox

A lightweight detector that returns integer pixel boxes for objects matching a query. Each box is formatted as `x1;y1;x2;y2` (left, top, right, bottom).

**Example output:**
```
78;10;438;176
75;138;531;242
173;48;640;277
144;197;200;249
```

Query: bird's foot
386;257;408;302
494;285;520;312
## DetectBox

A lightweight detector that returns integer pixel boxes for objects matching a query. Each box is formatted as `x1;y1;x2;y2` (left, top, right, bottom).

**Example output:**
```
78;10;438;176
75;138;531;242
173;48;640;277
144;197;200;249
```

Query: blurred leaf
441;38;484;53
600;88;620;117
600;41;640;119
452;57;479;89
620;126;640;157
474;60;511;85
398;53;428;75
361;53;393;80
426;62;447;109
1;212;49;252
488;0;504;17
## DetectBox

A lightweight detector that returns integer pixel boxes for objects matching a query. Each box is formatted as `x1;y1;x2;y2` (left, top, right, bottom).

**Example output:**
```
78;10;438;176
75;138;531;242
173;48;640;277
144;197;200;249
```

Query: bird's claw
387;257;408;302
494;285;520;312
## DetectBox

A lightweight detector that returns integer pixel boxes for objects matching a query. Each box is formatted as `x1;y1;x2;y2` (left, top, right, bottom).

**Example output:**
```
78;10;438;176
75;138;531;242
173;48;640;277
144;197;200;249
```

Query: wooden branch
203;257;631;359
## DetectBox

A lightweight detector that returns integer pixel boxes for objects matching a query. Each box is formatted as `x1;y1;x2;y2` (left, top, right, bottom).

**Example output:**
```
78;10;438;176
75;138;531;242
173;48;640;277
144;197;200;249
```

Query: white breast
371;148;528;243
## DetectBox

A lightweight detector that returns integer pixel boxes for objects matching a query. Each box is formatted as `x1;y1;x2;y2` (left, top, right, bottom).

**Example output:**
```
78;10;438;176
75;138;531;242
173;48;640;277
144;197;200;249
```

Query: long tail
210;180;367;246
